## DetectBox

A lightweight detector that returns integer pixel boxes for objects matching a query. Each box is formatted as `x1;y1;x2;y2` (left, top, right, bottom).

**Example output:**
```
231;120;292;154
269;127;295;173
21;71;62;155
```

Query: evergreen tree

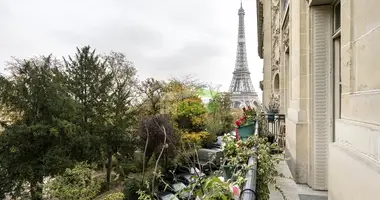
0;56;78;200
64;46;113;163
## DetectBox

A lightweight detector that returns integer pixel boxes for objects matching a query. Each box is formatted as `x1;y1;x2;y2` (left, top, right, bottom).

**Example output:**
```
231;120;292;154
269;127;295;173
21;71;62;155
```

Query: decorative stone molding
283;28;289;50
271;0;281;73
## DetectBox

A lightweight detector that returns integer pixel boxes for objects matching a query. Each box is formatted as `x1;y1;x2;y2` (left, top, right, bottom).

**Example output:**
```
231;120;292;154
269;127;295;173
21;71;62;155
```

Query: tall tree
64;46;113;163
0;56;78;200
102;52;139;189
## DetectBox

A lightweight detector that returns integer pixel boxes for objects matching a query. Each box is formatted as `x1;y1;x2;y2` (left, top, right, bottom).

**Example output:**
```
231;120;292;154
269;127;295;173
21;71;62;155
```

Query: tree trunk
106;150;113;190
30;179;43;200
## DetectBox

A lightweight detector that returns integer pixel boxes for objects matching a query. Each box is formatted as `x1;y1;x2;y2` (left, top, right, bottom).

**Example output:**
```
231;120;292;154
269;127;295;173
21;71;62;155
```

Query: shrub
45;162;103;200
139;114;179;166
123;178;142;200
103;192;125;200
176;96;207;132
182;131;216;146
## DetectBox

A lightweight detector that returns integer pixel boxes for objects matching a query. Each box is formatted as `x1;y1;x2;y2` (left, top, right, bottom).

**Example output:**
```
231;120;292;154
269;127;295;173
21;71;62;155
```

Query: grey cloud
0;0;263;98
154;42;224;71
53;23;164;51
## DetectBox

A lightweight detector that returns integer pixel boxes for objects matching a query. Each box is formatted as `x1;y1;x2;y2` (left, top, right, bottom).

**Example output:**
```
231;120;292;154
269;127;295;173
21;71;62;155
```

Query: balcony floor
270;157;328;200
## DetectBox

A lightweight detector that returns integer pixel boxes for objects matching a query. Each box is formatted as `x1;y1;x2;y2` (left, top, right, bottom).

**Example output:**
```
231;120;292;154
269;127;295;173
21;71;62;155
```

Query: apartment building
256;0;380;199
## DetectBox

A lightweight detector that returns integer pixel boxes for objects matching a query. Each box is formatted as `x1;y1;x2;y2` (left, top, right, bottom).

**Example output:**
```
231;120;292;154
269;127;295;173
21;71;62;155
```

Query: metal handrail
240;121;258;200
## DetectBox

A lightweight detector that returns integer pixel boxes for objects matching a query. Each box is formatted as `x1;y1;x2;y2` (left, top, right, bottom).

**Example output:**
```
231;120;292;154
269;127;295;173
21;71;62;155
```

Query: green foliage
123;178;142;200
177;97;206;117
66;48;139;189
196;176;234;200
221;134;286;199
181;131;210;146
0;56;79;199
45;162;103;200
139;78;166;116
245;136;286;200
103;192;125;200
206;93;234;136
64;46;113;162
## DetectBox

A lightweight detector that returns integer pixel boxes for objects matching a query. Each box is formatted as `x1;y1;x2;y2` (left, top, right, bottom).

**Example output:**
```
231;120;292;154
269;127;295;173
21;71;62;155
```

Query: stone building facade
256;0;380;199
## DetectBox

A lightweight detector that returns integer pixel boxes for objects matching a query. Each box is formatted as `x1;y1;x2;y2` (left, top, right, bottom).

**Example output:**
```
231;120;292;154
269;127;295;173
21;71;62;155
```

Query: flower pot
267;113;275;122
237;122;255;140
267;135;275;144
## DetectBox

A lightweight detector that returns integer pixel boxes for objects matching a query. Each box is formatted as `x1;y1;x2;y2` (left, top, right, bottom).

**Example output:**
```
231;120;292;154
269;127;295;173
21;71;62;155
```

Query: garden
0;46;285;200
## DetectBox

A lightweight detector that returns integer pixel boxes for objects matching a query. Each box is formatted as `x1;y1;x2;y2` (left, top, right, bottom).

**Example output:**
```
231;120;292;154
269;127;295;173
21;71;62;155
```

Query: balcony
241;113;327;200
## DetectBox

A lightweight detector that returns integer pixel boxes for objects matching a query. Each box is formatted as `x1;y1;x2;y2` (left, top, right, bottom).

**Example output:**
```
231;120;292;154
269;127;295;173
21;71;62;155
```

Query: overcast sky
0;0;263;97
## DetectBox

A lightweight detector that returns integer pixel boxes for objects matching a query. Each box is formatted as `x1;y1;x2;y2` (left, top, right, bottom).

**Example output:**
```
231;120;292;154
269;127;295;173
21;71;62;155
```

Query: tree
64;46;114;163
0;56;78;200
206;92;234;136
138;78;166;116
102;52;139;189
139;114;178;168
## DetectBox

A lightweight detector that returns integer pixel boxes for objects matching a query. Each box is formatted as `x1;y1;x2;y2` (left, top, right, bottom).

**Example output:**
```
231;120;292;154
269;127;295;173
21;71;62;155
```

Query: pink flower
230;184;240;196
248;106;252;110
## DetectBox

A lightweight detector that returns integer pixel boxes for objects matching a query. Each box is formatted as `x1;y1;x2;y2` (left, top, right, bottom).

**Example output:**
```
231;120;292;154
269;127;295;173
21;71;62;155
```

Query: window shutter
312;5;331;190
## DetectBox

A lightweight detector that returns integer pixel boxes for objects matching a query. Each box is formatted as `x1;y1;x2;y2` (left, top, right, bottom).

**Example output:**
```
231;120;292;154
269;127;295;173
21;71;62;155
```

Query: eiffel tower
229;1;260;108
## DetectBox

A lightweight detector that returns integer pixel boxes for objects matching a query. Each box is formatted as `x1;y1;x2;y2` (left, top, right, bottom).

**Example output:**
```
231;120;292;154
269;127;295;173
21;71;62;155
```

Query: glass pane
334;3;341;30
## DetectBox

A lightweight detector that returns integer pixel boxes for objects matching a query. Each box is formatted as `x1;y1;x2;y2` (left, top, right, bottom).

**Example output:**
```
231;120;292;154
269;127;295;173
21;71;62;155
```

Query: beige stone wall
261;0;312;185
329;0;380;199
259;0;380;196
262;0;273;106
284;0;311;185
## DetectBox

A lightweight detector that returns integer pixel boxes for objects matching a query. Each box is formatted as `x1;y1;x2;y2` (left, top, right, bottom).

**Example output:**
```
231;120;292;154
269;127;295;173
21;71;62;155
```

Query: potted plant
235;106;256;140
267;94;280;122
221;135;254;181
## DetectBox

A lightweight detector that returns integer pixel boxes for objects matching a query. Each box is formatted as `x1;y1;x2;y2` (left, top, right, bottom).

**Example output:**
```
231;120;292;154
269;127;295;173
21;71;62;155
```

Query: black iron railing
259;113;285;145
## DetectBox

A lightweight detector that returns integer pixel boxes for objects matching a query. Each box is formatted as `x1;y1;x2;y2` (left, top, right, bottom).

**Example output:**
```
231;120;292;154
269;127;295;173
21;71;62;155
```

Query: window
334;2;341;32
332;1;341;142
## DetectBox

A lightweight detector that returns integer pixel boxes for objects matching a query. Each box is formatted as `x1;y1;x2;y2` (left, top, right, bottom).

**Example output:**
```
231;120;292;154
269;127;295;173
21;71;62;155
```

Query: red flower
235;120;241;126
248;106;252;110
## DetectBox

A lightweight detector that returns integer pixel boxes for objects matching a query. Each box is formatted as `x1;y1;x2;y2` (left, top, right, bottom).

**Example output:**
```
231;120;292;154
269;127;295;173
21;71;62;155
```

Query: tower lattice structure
229;2;260;108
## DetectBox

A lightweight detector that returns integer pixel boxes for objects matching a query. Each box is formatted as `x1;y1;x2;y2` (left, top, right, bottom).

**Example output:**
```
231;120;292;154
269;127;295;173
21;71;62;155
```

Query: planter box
237;122;255;140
